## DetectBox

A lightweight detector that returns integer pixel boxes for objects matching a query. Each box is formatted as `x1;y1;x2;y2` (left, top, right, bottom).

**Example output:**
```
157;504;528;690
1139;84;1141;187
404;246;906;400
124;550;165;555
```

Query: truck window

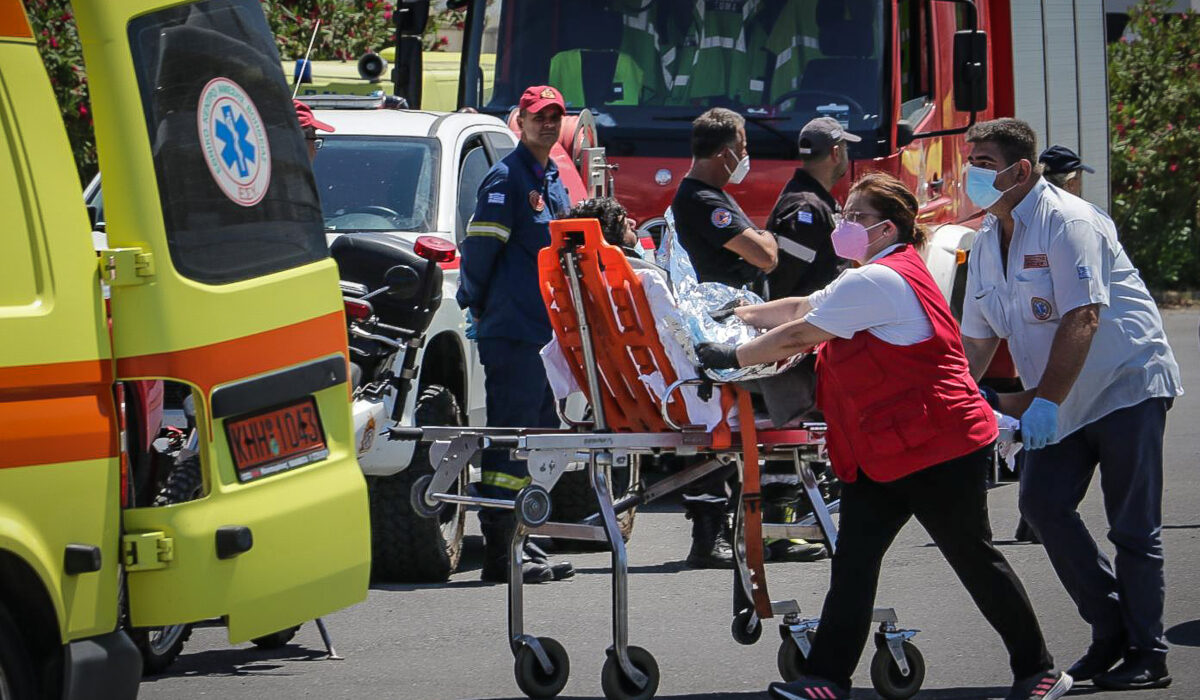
313;136;440;233
463;0;887;160
456;137;491;244
126;0;327;285
898;0;933;121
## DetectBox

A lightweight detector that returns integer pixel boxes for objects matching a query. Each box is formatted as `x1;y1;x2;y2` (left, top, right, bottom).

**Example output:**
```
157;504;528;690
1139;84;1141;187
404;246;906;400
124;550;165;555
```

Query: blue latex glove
464;309;477;340
1020;397;1059;450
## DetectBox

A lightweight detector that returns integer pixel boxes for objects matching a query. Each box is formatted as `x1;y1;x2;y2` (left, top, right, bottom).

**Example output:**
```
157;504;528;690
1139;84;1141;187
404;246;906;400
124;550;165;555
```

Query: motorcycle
329;233;469;582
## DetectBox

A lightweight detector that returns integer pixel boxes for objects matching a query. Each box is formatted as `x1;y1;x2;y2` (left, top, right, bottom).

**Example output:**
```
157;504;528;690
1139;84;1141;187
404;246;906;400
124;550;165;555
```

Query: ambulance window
898;0;933;121
126;0;326;285
457;138;491;244
484;132;515;162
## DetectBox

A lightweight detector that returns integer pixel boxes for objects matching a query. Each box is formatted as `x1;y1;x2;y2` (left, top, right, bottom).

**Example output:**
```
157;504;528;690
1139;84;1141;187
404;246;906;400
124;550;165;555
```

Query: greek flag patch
487;192;505;205
1077;265;1093;280
797;210;813;224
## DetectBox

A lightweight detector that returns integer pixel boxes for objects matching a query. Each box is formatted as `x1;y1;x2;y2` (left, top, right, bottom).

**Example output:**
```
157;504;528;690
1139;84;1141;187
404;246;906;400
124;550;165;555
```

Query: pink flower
78;104;87;115
1149;16;1158;24
49;36;58;48
1170;163;1178;172
384;10;392;20
1166;122;1174;131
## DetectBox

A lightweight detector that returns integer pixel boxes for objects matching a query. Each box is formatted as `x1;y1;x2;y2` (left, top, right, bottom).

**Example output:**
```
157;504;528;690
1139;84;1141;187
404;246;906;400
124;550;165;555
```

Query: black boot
1093;651;1171;690
762;490;827;563
479;514;556;584
684;501;735;569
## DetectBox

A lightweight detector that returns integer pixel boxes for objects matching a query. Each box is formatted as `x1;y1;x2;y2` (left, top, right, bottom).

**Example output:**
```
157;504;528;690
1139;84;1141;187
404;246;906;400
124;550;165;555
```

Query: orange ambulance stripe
0;2;33;39
0;359;117;469
115;311;347;397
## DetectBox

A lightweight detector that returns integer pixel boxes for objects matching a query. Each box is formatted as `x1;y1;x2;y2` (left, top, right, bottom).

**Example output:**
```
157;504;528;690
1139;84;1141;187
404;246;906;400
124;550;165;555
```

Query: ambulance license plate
225;398;328;482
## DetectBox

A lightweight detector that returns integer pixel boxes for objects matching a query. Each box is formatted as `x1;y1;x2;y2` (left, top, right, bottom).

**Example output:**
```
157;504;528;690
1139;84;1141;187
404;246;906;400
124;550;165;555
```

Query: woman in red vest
697;174;1070;700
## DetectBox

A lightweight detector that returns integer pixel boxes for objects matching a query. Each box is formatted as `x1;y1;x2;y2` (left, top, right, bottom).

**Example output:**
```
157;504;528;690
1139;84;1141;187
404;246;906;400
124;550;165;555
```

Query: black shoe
768;676;850;700
480;516;561;584
1093;652;1171;690
1013;519;1040;544
1066;636;1126;682
1005;669;1072;700
763;539;827;562
684;502;735;569
524;540;575;580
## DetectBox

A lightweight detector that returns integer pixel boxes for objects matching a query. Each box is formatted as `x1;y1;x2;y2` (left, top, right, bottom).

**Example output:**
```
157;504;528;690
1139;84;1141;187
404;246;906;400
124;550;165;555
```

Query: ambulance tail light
413;235;456;263
344;298;373;322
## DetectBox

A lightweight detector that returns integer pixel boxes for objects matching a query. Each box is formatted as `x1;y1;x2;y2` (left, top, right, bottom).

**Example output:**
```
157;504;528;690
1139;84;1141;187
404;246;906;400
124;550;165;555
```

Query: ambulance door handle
215;526;253;560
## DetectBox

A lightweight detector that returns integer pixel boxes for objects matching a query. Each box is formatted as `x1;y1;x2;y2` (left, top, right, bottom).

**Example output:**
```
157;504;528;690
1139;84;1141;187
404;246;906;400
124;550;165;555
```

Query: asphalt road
139;310;1200;700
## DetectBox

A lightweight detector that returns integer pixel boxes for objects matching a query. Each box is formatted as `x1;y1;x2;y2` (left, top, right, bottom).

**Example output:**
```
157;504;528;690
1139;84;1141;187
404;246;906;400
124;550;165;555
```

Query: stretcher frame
397;219;923;700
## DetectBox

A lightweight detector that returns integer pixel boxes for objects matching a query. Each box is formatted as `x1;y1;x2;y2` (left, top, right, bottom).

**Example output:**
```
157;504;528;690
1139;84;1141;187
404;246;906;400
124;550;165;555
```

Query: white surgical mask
964;162;1019;209
726;148;751;184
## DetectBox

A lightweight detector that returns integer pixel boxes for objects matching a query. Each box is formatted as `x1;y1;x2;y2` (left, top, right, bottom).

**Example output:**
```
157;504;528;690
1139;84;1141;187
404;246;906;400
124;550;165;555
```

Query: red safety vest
815;245;997;483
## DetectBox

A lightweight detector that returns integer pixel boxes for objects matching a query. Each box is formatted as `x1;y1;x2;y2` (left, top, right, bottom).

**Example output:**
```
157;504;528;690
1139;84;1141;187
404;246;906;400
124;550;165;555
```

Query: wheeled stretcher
397;219;926;700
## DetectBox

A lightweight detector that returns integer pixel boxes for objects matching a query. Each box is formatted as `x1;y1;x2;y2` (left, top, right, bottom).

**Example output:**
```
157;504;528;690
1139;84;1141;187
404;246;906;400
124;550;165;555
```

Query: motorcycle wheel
368;385;467;582
126;455;201;675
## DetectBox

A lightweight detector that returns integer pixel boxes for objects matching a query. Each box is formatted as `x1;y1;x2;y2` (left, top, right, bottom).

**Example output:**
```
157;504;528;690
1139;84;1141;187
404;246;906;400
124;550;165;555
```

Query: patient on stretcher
541;202;813;430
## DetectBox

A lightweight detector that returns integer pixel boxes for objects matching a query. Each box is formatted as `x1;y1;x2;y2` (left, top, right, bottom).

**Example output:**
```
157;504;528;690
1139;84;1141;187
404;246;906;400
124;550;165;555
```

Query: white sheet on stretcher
540;268;732;431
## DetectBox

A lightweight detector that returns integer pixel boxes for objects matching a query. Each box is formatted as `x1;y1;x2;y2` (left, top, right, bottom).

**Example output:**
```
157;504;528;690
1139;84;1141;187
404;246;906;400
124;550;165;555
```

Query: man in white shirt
960;118;1183;691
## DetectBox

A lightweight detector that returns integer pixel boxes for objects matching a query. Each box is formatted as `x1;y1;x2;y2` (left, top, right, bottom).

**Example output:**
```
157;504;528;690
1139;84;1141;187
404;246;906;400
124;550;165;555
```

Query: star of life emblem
197;77;272;207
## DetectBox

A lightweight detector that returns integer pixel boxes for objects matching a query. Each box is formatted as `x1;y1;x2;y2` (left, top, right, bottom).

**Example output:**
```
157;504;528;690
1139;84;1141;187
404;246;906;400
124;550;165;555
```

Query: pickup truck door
74;0;370;641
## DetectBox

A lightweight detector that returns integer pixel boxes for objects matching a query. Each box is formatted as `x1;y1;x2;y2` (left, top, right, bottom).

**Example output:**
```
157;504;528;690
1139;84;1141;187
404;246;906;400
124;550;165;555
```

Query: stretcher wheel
869;641;925;700
409;474;444;519
600;646;659;700
515;485;552;528
776;630;816;681
731;608;762;645
514;636;570;699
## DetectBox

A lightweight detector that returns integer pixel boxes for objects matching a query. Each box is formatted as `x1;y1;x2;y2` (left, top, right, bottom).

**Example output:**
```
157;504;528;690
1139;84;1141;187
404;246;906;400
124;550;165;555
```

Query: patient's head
568;197;638;248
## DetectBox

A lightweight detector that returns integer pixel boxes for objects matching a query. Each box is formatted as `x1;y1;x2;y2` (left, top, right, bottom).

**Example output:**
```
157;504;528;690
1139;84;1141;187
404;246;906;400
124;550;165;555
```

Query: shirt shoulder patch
1077;265;1093;280
487;192;505;205
797;210;813;224
1023;253;1049;269
711;208;733;228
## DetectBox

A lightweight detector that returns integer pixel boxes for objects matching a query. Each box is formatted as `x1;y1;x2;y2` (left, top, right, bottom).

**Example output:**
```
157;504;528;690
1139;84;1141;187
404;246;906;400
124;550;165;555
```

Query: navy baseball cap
1038;145;1094;175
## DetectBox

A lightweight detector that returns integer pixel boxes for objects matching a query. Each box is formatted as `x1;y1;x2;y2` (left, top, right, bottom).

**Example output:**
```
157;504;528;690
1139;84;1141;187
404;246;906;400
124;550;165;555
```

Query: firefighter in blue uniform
457;85;575;583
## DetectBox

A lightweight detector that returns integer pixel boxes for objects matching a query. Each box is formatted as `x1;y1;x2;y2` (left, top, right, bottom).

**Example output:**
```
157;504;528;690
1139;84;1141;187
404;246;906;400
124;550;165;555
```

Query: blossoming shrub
1109;0;1200;288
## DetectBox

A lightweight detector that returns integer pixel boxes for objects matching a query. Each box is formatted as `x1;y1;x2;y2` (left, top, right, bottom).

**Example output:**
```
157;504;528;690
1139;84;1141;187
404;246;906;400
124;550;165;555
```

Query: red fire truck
430;0;1109;300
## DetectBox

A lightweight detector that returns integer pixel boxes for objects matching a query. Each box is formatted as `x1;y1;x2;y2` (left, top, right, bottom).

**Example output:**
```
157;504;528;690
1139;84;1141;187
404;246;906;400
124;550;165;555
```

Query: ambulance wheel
0;602;36;699
869;641;925;700
548;455;639;551
369;386;466;583
776;630;816;681
600;646;659;700
409;474;444;518
513;637;570;699
515;485;552;528
731;608;762;645
250;626;300;649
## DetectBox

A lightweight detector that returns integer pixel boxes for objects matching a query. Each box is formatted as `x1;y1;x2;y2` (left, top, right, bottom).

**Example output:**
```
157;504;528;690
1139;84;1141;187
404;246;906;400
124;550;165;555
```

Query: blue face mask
964;162;1019;209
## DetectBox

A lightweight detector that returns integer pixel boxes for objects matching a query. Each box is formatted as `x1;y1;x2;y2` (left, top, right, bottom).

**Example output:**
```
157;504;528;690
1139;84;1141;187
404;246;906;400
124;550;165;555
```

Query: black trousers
805;445;1054;690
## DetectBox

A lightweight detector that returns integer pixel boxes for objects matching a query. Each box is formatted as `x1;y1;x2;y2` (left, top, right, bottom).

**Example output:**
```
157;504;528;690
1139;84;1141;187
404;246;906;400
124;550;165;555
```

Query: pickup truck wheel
369;385;466;582
126;455;200;675
549;455;639;551
0;602;35;700
250;626;300;649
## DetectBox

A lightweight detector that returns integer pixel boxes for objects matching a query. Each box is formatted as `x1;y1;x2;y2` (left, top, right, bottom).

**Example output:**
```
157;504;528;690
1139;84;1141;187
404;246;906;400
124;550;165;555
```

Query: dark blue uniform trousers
477;338;557;518
1020;397;1172;657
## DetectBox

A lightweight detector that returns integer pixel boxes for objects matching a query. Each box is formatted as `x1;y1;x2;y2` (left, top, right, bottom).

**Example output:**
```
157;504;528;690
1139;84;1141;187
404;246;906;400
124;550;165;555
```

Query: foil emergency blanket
656;208;804;382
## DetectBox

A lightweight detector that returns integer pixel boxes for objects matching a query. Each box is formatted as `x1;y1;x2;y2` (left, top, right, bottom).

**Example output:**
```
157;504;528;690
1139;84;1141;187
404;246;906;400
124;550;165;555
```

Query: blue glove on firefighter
1020;397;1059;450
464;309;477;340
696;342;740;370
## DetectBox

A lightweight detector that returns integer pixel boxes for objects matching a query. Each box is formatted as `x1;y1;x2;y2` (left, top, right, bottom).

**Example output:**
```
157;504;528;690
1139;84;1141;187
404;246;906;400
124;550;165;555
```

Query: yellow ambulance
0;1;371;696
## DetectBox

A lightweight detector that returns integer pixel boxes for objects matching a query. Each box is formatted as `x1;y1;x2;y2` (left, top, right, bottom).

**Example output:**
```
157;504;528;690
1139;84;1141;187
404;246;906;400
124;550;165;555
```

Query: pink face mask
831;218;889;263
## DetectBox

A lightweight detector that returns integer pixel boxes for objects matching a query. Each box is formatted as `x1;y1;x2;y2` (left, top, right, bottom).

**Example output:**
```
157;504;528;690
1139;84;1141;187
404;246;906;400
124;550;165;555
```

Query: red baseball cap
518;85;565;114
294;99;336;133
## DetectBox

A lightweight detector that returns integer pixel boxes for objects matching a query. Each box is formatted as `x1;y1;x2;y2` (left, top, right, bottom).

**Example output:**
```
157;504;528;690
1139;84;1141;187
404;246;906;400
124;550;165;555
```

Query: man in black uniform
766;116;859;299
669;107;779;568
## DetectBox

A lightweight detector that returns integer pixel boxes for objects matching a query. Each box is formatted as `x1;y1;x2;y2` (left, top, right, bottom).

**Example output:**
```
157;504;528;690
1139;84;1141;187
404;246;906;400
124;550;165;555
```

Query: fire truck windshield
461;0;886;159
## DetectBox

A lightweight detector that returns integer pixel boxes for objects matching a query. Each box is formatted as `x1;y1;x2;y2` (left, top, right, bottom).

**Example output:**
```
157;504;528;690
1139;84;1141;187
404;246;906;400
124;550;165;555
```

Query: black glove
707;299;745;323
979;385;1001;411
696;342;741;370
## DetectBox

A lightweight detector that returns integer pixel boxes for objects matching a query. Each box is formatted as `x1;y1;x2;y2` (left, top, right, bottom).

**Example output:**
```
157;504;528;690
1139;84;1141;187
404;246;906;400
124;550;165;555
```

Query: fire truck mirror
953;30;988;113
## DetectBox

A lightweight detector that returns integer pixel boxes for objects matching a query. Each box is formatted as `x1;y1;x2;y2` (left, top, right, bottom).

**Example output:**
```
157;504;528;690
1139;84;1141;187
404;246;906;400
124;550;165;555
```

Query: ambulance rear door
74;0;370;641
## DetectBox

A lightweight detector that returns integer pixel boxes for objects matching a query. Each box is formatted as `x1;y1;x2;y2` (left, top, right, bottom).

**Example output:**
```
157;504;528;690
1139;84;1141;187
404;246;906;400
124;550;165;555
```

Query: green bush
1109;0;1200;289
23;0;401;185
